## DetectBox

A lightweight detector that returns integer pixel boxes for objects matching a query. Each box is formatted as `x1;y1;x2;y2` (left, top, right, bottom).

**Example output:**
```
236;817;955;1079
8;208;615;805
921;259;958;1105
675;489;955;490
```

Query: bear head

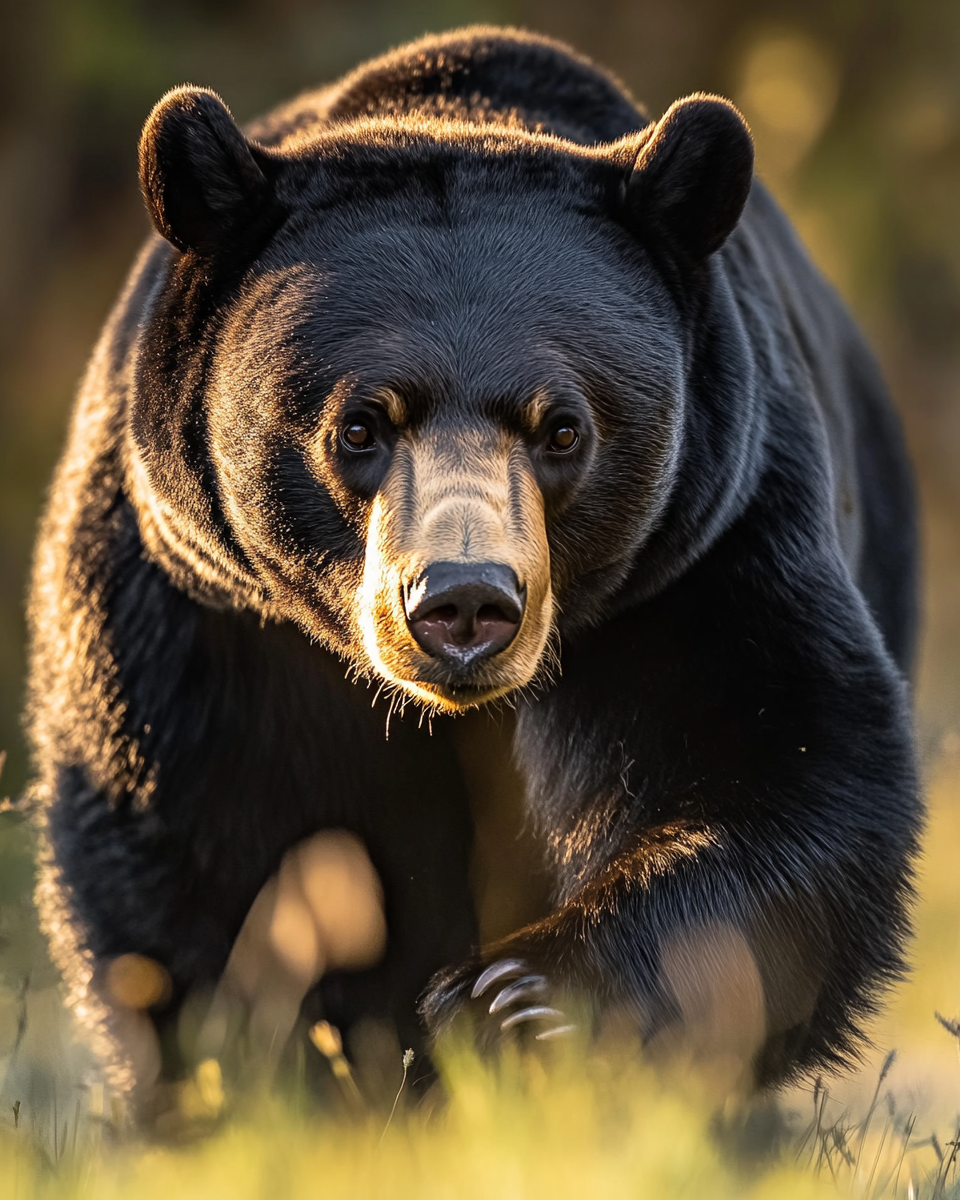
128;87;754;713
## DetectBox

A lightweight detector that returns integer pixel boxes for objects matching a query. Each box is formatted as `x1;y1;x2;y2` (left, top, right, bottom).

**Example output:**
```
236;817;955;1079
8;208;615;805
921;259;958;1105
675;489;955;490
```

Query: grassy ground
1;753;959;1199
2;1037;959;1200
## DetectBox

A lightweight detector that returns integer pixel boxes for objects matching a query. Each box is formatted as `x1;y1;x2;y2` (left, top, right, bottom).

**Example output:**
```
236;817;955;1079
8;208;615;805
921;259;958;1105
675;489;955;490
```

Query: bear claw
487;975;549;1014
534;1024;578;1041
470;958;530;999
499;1004;565;1031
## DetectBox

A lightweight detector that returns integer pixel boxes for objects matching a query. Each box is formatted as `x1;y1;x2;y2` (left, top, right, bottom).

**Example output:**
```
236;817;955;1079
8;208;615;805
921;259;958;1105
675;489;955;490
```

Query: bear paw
471;958;576;1040
423;956;576;1048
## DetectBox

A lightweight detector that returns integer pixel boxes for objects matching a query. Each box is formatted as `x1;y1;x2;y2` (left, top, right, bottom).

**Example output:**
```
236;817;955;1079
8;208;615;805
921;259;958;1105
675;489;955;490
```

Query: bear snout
404;561;525;664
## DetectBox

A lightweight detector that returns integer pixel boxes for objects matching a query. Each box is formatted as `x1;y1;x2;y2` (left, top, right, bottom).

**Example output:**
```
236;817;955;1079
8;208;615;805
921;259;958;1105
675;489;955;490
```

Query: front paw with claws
423;956;577;1050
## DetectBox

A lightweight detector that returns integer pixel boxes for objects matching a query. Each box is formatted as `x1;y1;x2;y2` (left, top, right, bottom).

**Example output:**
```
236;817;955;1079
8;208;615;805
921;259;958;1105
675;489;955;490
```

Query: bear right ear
139;87;275;256
619;95;754;265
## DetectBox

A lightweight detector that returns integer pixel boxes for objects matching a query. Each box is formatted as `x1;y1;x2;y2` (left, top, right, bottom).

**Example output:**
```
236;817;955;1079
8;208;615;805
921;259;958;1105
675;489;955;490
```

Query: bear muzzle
403;561;525;665
356;425;554;708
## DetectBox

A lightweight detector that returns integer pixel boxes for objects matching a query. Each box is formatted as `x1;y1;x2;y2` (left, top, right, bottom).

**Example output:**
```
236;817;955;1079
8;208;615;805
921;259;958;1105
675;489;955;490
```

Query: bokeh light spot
736;32;839;181
105;953;171;1010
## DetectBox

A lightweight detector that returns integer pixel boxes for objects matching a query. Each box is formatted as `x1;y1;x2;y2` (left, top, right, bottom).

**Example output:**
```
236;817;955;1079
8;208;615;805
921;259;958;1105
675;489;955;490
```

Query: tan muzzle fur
358;423;554;710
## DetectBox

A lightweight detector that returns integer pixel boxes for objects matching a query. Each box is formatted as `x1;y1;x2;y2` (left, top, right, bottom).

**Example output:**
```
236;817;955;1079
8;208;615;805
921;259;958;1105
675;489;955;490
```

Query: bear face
130;92;753;712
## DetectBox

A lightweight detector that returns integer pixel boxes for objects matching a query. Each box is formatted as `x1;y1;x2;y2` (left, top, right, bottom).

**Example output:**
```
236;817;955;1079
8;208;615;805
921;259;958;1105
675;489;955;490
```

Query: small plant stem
377;1049;414;1151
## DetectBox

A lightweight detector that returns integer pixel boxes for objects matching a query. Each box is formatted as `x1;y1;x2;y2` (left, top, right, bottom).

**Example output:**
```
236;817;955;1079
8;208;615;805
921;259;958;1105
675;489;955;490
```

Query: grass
0;1047;836;1200
1;753;960;1198
4;1038;960;1200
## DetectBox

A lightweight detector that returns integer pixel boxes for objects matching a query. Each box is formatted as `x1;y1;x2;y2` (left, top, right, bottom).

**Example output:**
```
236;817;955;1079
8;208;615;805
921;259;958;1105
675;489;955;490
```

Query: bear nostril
427;603;459;623
477;603;508;624
404;562;525;664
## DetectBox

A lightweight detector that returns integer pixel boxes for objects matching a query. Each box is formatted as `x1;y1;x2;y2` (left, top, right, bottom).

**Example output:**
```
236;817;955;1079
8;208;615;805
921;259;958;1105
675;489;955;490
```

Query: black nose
404;562;525;664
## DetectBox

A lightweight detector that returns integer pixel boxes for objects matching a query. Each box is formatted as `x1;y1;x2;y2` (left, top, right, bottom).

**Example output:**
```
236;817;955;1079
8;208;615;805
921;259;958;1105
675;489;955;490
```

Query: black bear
28;27;920;1101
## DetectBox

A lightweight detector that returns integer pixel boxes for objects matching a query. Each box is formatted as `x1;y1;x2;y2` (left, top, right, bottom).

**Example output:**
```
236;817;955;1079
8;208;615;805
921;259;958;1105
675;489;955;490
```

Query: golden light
199;830;388;1075
105;953;171;1010
269;880;324;982
290;830;387;971
649;921;766;1098
736;31;839;182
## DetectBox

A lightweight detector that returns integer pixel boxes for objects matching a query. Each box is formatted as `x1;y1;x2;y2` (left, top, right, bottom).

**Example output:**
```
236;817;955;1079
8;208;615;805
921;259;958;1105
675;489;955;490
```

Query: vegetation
0;1041;950;1200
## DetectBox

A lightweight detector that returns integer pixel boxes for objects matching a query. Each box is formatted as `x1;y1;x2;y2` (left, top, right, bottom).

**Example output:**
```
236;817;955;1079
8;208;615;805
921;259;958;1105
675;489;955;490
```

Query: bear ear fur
139;87;274;256
621;95;754;264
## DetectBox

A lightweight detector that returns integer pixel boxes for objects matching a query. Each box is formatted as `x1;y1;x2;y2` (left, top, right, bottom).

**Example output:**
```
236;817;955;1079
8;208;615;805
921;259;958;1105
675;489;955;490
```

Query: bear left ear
139;86;277;256
620;95;754;264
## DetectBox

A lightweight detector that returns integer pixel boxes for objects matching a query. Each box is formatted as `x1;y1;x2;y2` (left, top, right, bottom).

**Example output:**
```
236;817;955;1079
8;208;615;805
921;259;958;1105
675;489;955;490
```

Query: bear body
28;28;919;1095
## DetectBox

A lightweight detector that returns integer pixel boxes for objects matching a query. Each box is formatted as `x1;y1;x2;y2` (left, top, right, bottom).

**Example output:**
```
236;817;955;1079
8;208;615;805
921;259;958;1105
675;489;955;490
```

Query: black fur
28;28;920;1094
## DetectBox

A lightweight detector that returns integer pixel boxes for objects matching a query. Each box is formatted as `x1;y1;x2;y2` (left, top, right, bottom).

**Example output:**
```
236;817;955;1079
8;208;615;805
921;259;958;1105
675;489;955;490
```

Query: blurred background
0;0;959;1121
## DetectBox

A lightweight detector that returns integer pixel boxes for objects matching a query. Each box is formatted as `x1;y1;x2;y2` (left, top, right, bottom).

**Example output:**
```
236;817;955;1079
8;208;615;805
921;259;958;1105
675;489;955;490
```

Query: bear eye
547;425;579;454
341;421;376;452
